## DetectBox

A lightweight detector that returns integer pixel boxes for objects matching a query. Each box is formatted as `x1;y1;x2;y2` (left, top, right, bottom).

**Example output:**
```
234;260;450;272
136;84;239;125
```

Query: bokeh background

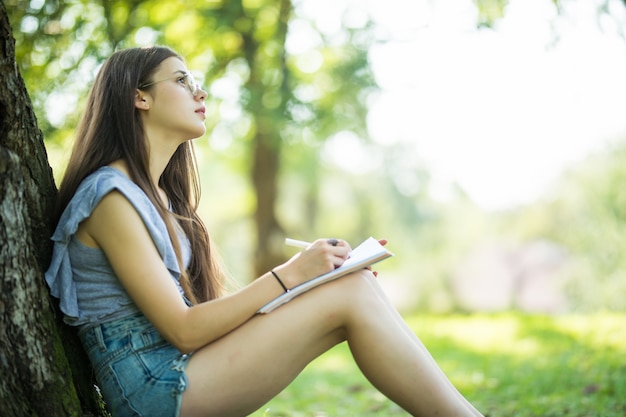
9;0;626;313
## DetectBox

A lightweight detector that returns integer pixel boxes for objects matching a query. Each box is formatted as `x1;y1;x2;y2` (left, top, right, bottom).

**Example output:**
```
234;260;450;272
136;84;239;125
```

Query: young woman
45;46;484;417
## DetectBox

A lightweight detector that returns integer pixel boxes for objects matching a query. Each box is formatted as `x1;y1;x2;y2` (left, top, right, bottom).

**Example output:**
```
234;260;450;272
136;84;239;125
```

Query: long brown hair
55;46;223;303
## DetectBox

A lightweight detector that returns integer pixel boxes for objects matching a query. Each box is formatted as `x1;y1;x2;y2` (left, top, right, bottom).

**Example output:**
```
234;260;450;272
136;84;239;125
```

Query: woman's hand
369;239;388;277
273;238;351;290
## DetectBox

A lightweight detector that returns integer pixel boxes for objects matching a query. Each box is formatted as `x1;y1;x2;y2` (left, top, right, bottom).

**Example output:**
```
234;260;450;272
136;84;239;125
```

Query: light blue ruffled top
45;166;191;327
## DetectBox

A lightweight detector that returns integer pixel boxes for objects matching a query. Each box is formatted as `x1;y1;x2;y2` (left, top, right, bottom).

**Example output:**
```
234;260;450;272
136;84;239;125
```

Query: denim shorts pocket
79;315;189;417
129;326;171;378
96;331;168;416
97;356;144;417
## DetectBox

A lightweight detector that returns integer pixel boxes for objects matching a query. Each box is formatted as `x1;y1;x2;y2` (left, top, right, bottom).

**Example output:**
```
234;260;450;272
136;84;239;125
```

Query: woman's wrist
270;270;289;293
270;265;296;291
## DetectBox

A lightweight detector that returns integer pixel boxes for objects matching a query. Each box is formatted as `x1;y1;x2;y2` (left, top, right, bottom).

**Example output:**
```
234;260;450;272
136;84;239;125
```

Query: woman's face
139;57;208;143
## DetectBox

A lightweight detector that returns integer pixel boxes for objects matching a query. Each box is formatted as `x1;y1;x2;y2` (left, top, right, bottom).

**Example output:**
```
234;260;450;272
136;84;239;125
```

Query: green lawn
250;313;625;417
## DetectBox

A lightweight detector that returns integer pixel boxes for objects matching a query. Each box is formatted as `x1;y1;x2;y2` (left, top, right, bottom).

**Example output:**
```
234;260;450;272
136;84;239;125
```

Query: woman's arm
80;190;349;353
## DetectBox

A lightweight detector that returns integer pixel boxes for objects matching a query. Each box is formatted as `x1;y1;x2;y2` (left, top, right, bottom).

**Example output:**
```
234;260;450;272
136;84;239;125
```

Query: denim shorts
78;313;191;417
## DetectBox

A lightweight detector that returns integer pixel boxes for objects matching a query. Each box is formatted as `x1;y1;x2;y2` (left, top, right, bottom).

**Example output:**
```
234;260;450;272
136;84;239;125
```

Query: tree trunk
0;3;104;416
245;0;293;276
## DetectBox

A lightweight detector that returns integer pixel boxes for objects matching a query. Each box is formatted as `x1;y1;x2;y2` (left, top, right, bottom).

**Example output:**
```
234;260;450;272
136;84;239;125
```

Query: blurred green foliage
472;0;623;28
8;0;380;275
7;0;626;311
473;0;509;28
521;142;626;311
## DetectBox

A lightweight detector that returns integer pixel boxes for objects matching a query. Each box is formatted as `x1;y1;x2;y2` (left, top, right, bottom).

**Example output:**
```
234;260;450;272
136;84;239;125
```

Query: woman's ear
134;90;150;110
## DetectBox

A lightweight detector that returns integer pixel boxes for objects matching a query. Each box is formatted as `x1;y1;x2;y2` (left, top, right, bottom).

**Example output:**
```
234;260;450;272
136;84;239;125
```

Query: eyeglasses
139;72;201;97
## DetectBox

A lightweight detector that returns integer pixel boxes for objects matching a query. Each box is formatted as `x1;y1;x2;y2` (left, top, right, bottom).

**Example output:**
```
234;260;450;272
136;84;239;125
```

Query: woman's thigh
179;270;378;417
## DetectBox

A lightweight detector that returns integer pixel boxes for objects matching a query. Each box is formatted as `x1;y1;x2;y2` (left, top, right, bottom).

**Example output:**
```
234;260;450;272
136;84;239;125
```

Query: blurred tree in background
6;0;626;308
8;0;379;277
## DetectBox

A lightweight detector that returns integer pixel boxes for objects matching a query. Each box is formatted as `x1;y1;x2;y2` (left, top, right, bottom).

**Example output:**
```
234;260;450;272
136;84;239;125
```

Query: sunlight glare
322;131;381;174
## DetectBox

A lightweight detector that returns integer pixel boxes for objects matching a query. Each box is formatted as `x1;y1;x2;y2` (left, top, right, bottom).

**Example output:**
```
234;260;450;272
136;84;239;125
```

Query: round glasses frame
139;72;200;97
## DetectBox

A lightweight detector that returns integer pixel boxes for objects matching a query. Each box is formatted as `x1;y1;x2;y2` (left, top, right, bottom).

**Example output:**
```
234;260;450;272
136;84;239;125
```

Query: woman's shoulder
53;167;153;239
79;166;137;195
75;166;157;212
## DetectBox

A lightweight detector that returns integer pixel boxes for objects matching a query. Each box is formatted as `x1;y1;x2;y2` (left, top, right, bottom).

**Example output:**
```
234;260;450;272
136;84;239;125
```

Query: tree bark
0;3;104;416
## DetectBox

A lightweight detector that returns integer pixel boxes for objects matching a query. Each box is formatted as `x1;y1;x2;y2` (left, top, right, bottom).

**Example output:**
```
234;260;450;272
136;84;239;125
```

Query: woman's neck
109;159;170;207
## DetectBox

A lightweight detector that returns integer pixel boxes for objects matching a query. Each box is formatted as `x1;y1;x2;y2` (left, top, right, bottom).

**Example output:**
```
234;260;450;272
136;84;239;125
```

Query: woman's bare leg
358;276;484;416
180;271;483;417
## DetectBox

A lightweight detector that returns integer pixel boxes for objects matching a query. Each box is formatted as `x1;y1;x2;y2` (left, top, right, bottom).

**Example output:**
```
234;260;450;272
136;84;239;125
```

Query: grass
249;313;626;417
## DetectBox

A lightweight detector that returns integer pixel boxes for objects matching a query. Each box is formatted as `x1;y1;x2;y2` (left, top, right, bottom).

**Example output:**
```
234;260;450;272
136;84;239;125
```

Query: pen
285;238;340;248
285;238;311;249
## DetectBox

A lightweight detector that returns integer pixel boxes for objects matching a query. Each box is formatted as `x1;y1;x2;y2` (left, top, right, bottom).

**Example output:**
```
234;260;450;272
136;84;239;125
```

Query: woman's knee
277;270;386;337
321;270;386;314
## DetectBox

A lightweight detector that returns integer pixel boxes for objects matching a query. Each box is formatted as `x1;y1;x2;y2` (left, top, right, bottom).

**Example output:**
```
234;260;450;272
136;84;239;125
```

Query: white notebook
257;237;393;314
